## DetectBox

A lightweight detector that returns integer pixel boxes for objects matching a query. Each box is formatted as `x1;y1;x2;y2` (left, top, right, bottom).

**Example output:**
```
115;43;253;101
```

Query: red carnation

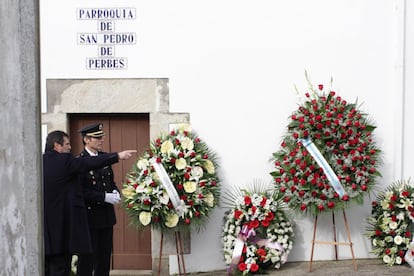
300;204;307;211
266;212;274;221
244;196;252;205
249;220;260;229
238;263;247;272
261;219;270;227
250;263;259;272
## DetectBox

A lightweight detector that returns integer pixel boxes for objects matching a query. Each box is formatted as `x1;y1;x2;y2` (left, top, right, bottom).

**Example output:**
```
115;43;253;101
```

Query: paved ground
111;258;414;275
191;259;414;276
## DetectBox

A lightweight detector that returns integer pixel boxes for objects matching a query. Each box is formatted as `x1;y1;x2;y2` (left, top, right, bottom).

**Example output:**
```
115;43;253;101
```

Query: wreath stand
309;210;357;272
158;231;187;276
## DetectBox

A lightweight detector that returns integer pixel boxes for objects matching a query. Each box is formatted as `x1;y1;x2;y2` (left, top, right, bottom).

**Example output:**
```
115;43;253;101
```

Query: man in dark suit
76;123;122;276
43;130;135;276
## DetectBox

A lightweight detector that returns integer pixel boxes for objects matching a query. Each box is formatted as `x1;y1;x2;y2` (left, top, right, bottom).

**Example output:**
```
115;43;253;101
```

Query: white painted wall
40;0;414;273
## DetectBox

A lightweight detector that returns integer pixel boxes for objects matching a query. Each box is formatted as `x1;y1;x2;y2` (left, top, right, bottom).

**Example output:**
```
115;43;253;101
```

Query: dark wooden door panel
69;114;152;270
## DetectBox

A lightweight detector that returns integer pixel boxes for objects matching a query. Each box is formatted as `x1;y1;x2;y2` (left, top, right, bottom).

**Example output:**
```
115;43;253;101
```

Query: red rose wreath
270;77;382;216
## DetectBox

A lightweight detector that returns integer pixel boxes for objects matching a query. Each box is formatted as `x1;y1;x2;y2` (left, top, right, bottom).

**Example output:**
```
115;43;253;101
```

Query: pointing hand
118;150;137;160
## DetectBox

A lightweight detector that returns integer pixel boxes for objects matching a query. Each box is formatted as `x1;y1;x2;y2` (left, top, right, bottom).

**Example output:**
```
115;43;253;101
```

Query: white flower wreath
222;183;294;275
122;124;220;233
365;180;414;266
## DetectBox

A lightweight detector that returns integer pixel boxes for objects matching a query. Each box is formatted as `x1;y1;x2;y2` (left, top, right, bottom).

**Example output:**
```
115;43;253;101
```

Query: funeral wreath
270;75;382;216
122;124;220;233
222;183;294;275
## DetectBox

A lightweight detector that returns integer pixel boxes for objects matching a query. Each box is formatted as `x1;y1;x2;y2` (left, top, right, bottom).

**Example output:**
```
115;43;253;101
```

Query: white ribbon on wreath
300;138;346;198
150;157;186;216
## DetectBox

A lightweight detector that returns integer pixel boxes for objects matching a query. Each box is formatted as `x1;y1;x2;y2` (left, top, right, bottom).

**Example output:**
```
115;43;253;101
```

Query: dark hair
45;130;69;152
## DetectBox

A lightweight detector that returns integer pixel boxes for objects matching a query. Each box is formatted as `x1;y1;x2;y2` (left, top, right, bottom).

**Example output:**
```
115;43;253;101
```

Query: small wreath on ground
122;124;220;233
270;74;382;216
222;182;294;275
365;180;414;266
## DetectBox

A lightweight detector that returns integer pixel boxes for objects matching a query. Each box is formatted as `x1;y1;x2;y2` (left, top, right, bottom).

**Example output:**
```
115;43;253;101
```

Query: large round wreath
122;124;220;233
365;180;414;266
222;185;294;275
270;77;382;216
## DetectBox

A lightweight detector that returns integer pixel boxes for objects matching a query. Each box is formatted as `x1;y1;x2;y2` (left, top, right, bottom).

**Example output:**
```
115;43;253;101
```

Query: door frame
42;78;190;274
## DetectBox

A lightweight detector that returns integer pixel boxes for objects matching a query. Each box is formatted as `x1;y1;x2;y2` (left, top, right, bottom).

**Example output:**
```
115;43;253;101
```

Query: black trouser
45;254;71;276
77;227;113;276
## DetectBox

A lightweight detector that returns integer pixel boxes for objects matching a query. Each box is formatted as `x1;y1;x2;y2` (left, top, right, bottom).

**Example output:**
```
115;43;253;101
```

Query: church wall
39;0;414;274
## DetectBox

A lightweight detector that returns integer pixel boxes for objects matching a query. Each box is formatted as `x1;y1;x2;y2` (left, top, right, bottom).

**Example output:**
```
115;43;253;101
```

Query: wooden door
69;114;152;270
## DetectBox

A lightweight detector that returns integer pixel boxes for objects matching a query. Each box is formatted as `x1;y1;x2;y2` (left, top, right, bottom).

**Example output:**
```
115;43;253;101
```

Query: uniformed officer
76;123;121;276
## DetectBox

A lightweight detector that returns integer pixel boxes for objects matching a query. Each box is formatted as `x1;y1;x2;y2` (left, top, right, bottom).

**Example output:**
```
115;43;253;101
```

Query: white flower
389;221;398;230
183;181;197;193
380;199;390;209
383;255;391;264
135;184;147;193
384;191;393;201
121;186;135;199
137;158;149;170
181;137;194;150
165;213;179;228
394;235;403;245
139;211;152;226
395;256;402;264
160;191;170;205
161;140;174;154
175;158;187;170
176;123;192;134
204;192;215;207
203;159;215;174
397;198;413;209
397;212;405;221
190;166;204;180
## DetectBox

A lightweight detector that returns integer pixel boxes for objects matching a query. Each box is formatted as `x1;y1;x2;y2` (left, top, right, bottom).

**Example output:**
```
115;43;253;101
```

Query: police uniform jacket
43;150;119;255
79;149;118;228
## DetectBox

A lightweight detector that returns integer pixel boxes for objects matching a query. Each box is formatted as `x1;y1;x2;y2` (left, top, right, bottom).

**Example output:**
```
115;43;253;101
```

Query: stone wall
0;0;42;275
